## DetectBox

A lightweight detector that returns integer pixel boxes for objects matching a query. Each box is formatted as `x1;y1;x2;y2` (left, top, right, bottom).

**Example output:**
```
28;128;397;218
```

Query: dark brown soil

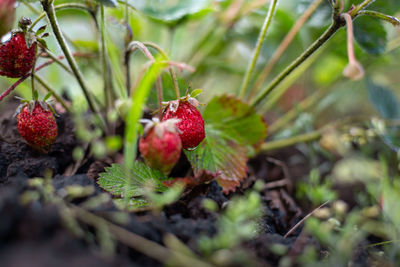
0;99;331;266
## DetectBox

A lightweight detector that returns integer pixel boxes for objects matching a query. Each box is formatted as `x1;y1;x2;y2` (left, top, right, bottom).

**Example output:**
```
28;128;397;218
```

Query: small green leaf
190;89;203;98
35;25;47;36
43;92;52;101
98;162;168;198
354;16;387;55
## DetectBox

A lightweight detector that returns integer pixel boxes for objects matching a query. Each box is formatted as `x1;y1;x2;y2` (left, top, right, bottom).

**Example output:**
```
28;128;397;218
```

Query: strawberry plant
0;0;399;266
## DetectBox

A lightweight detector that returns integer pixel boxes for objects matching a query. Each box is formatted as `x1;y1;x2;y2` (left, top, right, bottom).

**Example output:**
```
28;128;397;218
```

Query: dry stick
283;200;330;238
249;0;323;100
238;0;279;99
0;53;93;101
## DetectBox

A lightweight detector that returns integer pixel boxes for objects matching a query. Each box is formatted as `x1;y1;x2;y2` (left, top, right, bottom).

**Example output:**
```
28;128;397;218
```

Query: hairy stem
238;0;279;99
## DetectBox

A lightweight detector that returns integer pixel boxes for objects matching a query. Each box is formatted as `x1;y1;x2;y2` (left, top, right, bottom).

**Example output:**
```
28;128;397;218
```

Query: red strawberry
0;31;37;78
16;101;58;153
162;99;205;149
0;0;15;37
139;119;182;174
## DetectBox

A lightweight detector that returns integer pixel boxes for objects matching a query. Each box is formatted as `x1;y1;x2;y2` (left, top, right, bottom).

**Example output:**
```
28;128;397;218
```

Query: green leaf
367;80;400;152
98;162;168;198
185;95;267;193
133;0;212;25
354;16;387;55
204;95;268;147
366;80;400;120
95;0;118;7
113;198;151;211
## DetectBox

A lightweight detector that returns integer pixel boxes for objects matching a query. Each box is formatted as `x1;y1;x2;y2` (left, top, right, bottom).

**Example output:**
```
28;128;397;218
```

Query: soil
0;99;366;266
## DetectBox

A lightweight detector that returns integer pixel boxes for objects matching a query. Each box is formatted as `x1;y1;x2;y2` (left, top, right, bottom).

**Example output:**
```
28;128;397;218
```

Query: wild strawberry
0;31;37;78
162;98;205;149
16;101;58;153
0;0;15;37
139;119;182;174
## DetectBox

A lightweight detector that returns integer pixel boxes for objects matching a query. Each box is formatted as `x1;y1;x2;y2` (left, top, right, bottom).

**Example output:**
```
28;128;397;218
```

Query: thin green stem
238;0;279;99
35;75;71;113
31;63;36;99
41;48;72;74
250;21;343;108
261;131;322;152
29;3;91;31
100;5;112;110
143;42;180;99
351;0;376;15
358;10;400;26
41;0;106;129
268;87;329;134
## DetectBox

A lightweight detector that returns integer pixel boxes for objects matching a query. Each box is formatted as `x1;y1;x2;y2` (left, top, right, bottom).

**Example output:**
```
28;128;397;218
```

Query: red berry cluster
139;99;205;174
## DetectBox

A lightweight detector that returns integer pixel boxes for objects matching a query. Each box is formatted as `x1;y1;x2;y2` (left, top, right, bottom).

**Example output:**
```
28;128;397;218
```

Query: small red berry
139;119;182;174
0;32;36;78
162;100;205;149
16;101;58;153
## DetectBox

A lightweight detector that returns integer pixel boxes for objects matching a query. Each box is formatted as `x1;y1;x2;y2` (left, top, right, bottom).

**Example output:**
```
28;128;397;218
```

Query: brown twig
283;200;330;238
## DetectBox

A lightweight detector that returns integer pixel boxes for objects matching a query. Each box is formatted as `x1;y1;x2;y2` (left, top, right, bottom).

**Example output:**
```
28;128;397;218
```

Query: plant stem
100;5;113;110
29;3;91;31
351;0;376;15
0;53;92;101
70;204;212;267
249;0;323;100
143;42;180;99
358;10;400;26
260;131;322;152
41;49;72;74
41;0;106;129
238;0;278;99
35;74;71;113
250;20;343;108
268;87;329;134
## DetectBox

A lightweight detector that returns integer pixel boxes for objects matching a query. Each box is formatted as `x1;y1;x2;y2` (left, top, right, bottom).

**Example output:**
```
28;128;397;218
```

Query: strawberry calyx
162;89;203;113
140;117;181;138
14;95;58;118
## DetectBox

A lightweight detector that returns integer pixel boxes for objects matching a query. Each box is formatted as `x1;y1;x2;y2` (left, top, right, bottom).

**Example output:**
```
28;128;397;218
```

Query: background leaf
354;16;387;55
131;0;212;24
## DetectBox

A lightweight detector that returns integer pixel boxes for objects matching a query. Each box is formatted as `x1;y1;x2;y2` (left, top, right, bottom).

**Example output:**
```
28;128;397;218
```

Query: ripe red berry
162;100;205;149
16;101;58;153
0;32;36;78
139;119;182;174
